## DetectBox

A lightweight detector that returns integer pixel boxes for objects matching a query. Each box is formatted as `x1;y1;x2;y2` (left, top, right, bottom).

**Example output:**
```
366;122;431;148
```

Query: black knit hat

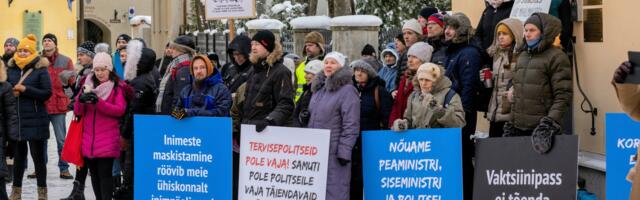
361;44;376;56
420;7;439;19
252;30;276;53
43;33;57;45
78;41;96;58
116;34;131;45
395;33;406;46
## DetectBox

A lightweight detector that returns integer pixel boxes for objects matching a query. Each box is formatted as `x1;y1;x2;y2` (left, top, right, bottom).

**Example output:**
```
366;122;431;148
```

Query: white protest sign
239;125;330;200
510;0;552;22
205;0;257;20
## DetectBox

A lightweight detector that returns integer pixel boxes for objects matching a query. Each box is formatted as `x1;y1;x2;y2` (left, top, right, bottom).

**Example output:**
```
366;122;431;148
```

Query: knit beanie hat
17;34;38;55
304;31;325;56
94;43;111;54
420;7;439;19
428;13;446;28
324;51;347;67
169;35;196;54
524;15;543;31
93;52;114;71
350;59;377;78
407;42;434;62
252;30;276;53
416;63;441;82
191;54;215;77
497;23;513;38
116;34;131;45
361;44;376;56
78;41;96;58
403;19;423;36
4;38;19;47
304;60;323;74
42;33;57;45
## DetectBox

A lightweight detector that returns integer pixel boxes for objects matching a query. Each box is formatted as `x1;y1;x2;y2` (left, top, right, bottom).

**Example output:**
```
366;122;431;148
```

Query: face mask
527;36;542;48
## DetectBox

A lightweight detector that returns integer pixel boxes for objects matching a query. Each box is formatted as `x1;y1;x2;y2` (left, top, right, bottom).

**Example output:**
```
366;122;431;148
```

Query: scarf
83;74;115;100
527;36;542;48
156;53;191;112
13;53;38;69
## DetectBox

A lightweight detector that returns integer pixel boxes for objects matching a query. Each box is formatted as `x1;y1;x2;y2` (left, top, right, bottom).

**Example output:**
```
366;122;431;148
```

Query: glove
614;61;633;83
337;158;350;166
171;107;186;120
59;70;77;87
502;122;515;137
531;117;561;154
298;110;310;126
79;92;98;104
392;119;409;132
255;119;273;133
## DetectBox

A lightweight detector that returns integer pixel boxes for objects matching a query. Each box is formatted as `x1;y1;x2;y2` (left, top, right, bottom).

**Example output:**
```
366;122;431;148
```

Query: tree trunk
307;0;317;16
331;0;353;17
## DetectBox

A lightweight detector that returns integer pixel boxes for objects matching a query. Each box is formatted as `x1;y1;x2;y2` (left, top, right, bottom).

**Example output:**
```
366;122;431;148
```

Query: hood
445;13;475;44
197;68;224;88
311;65;353;93
380;48;399;68
524;13;562;53
412;66;451;94
487;18;524;56
227;35;251;61
8;56;49;70
124;40;157;81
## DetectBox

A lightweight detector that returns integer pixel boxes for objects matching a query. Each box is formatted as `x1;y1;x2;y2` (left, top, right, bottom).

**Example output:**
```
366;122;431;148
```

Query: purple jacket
74;83;127;158
308;66;360;200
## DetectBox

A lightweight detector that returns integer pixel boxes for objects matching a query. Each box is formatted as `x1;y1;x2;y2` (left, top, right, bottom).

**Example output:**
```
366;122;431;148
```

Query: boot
60;181;85;200
9;186;20;200
37;187;47;200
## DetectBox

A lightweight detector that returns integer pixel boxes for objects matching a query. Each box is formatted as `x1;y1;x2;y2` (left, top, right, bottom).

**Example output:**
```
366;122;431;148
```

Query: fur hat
93;52;113;71
403;19;423;35
444;12;475;44
324;51;347;68
303;31;325;56
407;42;434;62
304;60;323;74
350;59;377;78
416;63;441;82
169;35;196;54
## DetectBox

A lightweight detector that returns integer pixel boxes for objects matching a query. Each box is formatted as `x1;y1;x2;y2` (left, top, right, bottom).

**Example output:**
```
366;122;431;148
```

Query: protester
475;0;515;52
172;54;232;119
484;18;523;138
222;35;253;94
426;13;448;66
113;34;131;78
156;35;195;114
418;7;439;38
378;48;400;92
389;42;433;126
0;60;17;199
307;52;360;200
2;38;18;65
504;13;572;154
155;42;174;78
295;31;326;102
74;52;127;200
392;63;465;130
291;60;322;127
7;34;52;200
394;33;407;56
443;12;484;200
39;33;75;180
361;44;383;72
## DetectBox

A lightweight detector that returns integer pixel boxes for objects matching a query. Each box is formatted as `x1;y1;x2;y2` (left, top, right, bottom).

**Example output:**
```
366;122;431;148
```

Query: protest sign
205;0;257;19
606;113;640;199
362;128;463;200
510;0;552;22
134;115;232;200
239;125;330;200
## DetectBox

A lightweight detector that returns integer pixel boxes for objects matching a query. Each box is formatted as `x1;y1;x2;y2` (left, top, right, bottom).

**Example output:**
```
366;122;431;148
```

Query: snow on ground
6;112;96;199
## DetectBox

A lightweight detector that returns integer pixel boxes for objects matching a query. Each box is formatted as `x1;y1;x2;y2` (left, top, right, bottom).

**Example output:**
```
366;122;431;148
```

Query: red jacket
44;50;74;114
389;71;414;127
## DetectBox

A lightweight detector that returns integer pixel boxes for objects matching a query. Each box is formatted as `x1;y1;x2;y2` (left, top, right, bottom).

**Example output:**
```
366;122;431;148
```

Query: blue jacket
444;42;483;112
378;49;399;92
175;71;232;117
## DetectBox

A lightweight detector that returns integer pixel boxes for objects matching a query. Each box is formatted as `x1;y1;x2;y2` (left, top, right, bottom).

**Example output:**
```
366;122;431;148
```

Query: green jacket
511;13;572;130
404;75;466;129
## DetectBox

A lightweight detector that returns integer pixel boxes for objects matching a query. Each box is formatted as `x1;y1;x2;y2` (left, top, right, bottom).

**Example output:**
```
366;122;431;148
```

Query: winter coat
378;49;399;92
121;46;160;139
511;13;572;131
404;75;466;128
74;82;127;158
445;41;483;112
156;53;192;114
475;1;515;51
307;66;360;200
43;51;74;114
486;18;524;123
428;37;448;66
175;70;232;117
291;83;313;127
389;70;415;127
7;57;52;141
0;64;17;177
614;83;640;121
355;76;392;131
240;45;294;126
224;35;253;93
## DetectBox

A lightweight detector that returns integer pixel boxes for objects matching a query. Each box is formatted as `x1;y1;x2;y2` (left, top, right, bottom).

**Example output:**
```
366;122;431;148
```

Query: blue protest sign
362;128;462;200
606;113;640;200
134;115;232;200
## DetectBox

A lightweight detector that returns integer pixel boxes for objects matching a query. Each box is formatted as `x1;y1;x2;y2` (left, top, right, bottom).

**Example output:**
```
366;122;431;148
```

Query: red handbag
61;117;84;167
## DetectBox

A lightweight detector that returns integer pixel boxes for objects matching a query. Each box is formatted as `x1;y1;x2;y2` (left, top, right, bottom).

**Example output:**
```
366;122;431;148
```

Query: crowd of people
0;1;580;199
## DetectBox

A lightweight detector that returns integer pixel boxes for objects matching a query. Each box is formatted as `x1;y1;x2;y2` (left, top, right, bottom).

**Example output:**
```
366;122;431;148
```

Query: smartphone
625;51;640;84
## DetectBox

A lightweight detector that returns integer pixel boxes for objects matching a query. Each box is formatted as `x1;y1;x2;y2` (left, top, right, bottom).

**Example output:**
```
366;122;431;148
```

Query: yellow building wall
453;0;638;155
0;0;77;60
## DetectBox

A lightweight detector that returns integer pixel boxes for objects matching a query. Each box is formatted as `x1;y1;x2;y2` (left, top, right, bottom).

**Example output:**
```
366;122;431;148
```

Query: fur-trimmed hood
444;13;475;44
311;65;354;93
8;56;49;70
124;40;157;81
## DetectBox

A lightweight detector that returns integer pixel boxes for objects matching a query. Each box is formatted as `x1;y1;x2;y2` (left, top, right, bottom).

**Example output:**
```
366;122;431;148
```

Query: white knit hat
324;51;347;67
407;42;434;62
416;63;441;82
92;52;113;71
403;19;423;35
305;60;323;74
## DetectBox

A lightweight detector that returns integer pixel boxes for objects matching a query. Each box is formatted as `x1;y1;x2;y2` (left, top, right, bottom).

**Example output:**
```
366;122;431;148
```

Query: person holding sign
0;60;17;199
74;52;128;200
392;63;465;130
308;52;360;200
504;13;572;154
172;54;232;119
